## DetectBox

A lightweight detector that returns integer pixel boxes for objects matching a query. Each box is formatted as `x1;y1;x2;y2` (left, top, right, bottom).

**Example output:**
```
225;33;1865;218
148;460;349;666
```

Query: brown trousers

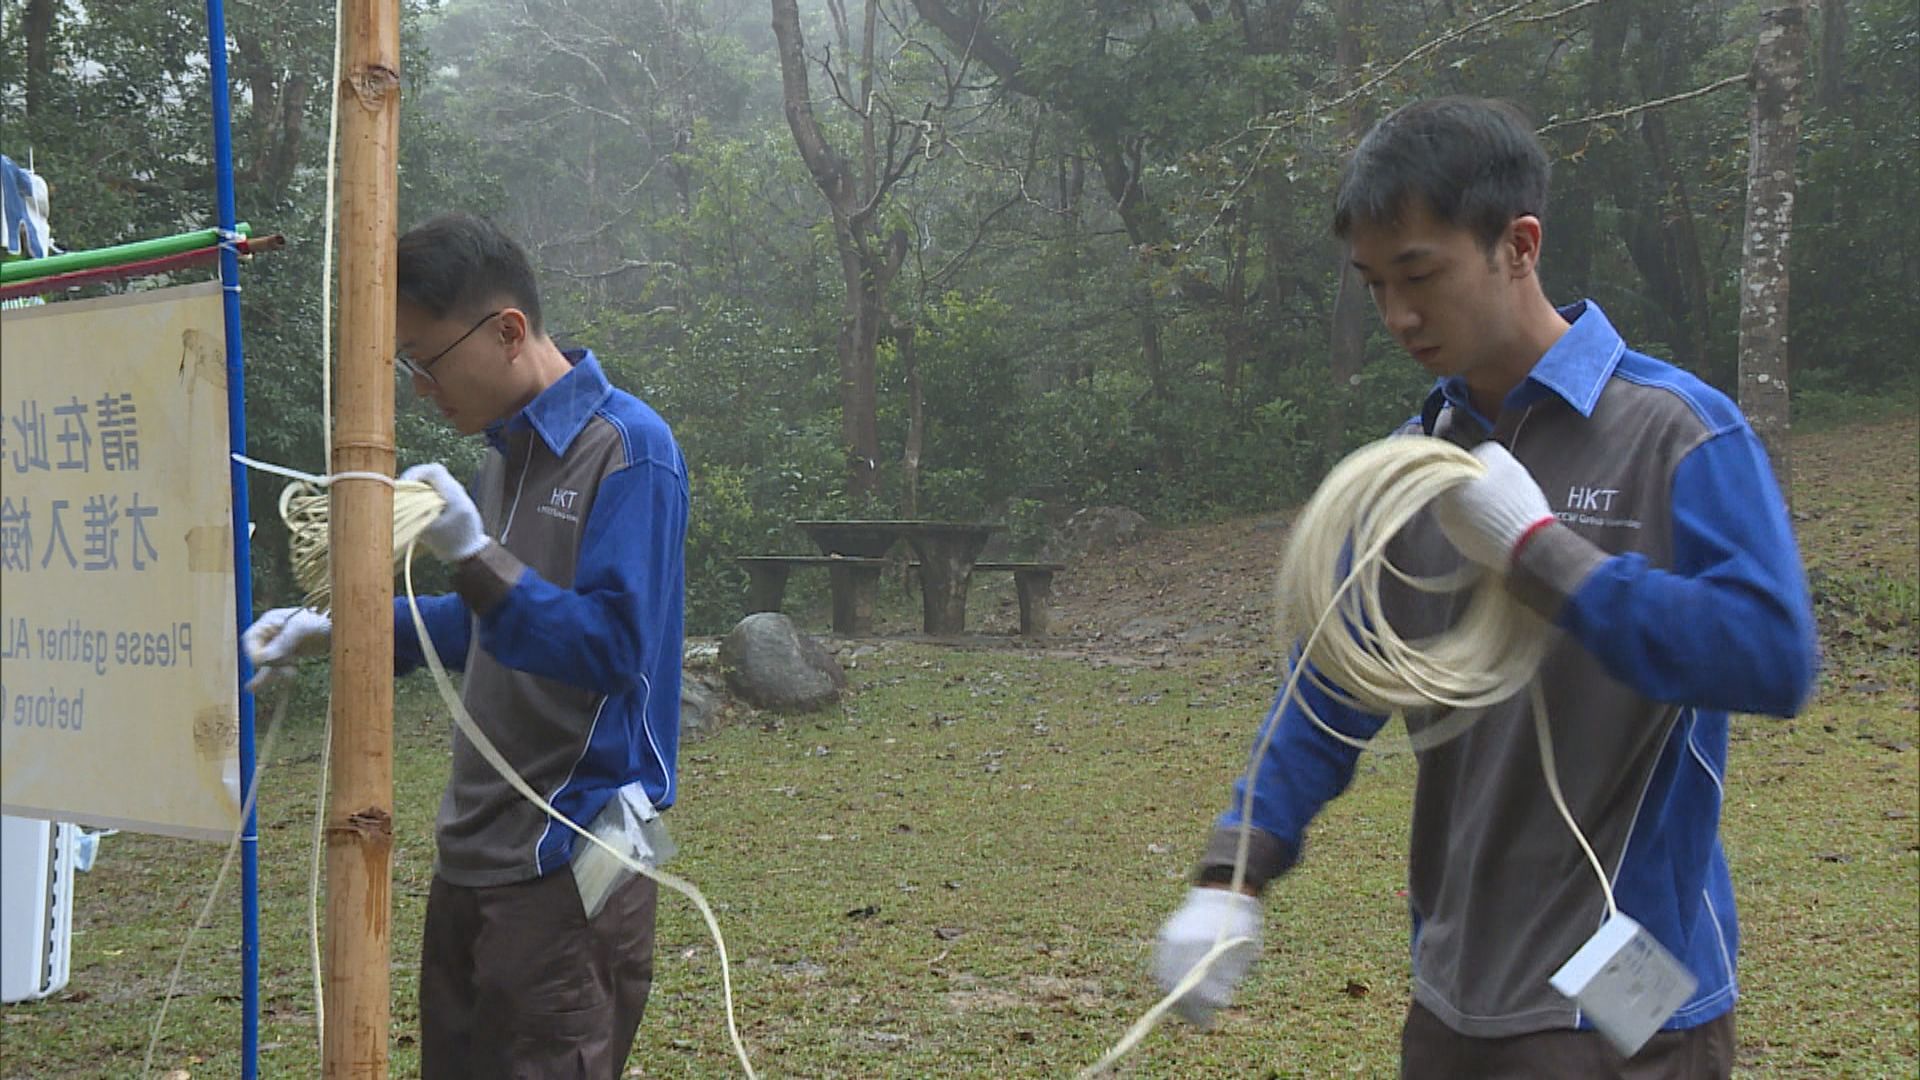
420;869;657;1080
1402;1000;1735;1080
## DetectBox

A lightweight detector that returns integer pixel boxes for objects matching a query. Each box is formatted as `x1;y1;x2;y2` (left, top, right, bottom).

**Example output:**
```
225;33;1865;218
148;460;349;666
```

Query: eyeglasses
397;310;502;381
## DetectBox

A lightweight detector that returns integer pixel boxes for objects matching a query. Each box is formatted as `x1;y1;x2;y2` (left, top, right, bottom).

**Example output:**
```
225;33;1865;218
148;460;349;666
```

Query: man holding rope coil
1153;97;1816;1078
244;213;689;1079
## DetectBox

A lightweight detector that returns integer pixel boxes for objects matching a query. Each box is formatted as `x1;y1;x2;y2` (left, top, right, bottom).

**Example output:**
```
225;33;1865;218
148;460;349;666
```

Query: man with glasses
243;212;689;1078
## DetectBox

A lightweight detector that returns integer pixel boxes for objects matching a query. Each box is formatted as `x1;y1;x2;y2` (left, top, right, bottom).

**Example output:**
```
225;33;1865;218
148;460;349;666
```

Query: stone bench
736;555;887;635
913;560;1067;637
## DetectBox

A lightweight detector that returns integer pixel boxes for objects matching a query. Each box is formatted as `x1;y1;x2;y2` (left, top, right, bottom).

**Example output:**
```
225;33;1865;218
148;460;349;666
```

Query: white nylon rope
140;693;289;1078
314;0;343;1043
1081;435;1616;1076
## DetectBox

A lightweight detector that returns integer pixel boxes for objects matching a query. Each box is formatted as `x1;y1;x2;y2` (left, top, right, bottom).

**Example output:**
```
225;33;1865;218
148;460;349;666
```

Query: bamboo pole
327;1;400;1075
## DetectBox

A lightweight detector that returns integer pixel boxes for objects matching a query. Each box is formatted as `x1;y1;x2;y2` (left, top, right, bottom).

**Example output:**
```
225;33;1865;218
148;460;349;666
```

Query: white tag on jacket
1549;912;1697;1057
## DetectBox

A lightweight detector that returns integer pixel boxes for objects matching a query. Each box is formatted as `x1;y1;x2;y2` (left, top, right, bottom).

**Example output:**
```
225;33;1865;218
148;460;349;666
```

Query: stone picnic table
793;519;1002;635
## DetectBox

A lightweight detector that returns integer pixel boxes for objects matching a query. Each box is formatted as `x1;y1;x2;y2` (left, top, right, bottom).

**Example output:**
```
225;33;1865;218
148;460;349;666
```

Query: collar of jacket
485;348;616;456
1421;299;1630;435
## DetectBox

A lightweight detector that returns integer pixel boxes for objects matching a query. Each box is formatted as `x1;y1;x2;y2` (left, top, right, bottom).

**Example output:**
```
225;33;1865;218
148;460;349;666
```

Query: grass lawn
1;418;1913;1078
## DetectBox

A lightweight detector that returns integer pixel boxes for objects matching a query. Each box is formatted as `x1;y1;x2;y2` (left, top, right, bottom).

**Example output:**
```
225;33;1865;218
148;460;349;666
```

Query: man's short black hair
396;212;544;334
1332;96;1549;252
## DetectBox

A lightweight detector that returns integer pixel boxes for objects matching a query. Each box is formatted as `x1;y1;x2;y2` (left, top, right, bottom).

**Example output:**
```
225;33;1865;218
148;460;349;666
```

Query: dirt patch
1046;512;1292;666
1037;417;1917;670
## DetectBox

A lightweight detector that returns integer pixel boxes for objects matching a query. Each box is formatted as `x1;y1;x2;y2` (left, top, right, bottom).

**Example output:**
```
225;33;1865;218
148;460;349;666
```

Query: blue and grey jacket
1199;301;1817;1038
395;350;689;887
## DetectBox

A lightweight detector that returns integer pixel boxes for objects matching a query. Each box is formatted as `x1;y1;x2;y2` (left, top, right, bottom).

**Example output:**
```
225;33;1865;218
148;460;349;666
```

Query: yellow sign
1;283;241;840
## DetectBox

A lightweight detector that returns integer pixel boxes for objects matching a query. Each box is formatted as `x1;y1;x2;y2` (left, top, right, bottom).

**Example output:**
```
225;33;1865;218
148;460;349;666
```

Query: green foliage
682;464;760;634
1792;0;1920;394
6;0;1904;627
1792;368;1920;433
612;300;848;631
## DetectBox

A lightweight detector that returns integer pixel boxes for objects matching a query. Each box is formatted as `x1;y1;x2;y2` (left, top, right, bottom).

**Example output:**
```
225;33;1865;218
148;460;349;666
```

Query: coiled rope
1082;434;1615;1076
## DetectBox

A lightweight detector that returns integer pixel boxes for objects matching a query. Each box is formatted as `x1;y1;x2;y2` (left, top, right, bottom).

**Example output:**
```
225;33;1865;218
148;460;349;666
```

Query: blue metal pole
203;1;260;1077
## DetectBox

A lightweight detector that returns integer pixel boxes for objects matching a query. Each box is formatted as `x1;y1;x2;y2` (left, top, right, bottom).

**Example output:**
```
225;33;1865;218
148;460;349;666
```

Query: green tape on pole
1;223;253;285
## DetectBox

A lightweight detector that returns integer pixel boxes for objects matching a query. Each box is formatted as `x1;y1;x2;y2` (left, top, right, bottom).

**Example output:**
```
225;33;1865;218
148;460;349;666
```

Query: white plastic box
1;814;76;1003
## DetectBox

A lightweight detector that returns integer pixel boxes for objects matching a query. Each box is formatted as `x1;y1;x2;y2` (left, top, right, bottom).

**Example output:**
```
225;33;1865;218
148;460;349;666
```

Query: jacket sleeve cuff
450;541;524;618
1505;521;1608;621
1195;825;1299;894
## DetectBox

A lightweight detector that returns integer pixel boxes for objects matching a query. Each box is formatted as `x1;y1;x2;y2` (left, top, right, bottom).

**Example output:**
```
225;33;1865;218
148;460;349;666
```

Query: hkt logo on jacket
1557;484;1642;531
539;486;581;524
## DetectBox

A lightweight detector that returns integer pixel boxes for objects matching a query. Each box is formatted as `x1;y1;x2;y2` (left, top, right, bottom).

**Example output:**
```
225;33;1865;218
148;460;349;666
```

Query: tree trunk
836;233;886;499
1639;110;1712;375
1738;0;1810;504
1326;0;1370;453
23;0;56;120
1543;0;1630;300
1219;225;1252;405
1059;152;1093;385
771;0;903;501
1816;0;1848;111
898;322;923;517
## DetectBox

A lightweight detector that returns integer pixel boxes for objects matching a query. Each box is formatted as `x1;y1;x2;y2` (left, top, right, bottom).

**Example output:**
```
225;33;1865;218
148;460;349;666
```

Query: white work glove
241;607;332;692
1433;441;1558;571
400;463;490;563
1153;886;1264;1028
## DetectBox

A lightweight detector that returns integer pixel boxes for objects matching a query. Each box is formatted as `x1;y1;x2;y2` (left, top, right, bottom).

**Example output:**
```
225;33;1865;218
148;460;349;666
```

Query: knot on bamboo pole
332;807;395;840
346;66;400;112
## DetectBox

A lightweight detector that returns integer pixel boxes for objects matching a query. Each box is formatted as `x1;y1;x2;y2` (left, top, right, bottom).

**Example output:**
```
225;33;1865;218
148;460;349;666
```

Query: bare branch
910;0;1035;97
773;0;855;207
921;181;1034;291
1182;0;1613;251
547;259;682;281
521;90;636;129
1252;0;1608;132
817;43;859;117
1536;72;1750;135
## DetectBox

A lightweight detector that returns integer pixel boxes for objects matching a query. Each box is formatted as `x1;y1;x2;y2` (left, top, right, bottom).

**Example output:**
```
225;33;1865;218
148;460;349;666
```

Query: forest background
3;0;1913;633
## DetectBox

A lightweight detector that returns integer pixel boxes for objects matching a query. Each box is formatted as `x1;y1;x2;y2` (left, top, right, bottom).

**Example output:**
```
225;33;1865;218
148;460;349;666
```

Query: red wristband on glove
1510;515;1559;564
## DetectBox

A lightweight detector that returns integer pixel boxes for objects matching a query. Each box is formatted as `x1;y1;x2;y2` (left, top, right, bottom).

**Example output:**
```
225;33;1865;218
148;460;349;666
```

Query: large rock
1046;505;1148;561
719;613;847;713
679;675;723;739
